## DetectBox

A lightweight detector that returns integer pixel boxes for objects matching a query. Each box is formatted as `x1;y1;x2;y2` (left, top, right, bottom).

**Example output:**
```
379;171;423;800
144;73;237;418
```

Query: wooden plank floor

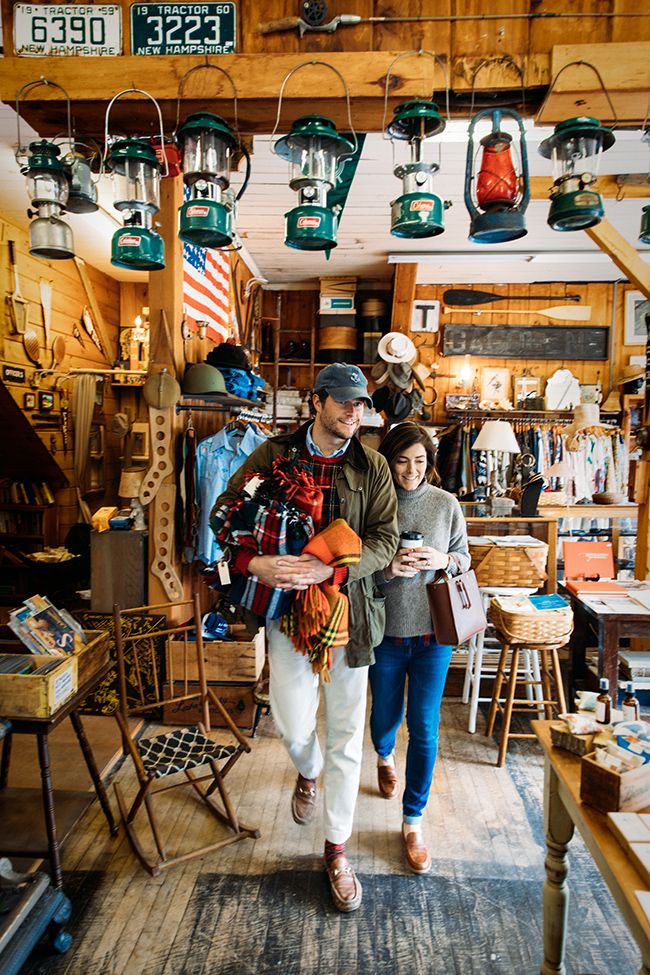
20;696;644;975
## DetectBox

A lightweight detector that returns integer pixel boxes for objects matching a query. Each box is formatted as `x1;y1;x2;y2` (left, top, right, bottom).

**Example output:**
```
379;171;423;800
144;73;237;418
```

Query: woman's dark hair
378;422;441;486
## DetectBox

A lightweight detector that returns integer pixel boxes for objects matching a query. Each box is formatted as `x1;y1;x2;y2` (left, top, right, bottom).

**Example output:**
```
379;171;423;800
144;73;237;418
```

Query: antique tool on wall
72;323;85;347
443;288;581;306
22;326;41;366
81;305;105;356
73;256;113;362
7;240;29;334
450;304;592;322
52;335;66;369
39;278;53;351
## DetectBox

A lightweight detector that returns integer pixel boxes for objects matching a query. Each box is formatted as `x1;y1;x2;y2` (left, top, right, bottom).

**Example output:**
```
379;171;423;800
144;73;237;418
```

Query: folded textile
281;518;362;680
243;456;323;524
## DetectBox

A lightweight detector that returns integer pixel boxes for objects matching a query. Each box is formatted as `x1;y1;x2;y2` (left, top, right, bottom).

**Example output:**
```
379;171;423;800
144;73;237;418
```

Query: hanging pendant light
104;89;168;270
271;62;357;251
538;116;615;231
382;50;451;238
464;108;530;243
65;143;99;214
175;65;249;250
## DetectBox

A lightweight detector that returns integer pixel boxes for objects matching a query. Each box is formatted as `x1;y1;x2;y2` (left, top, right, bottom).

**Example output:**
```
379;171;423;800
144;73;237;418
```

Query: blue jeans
369;635;452;824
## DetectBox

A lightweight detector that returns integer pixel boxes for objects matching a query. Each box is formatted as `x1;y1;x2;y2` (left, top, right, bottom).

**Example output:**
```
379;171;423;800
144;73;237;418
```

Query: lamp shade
471;420;520;453
544;460;574;479
118;467;145;498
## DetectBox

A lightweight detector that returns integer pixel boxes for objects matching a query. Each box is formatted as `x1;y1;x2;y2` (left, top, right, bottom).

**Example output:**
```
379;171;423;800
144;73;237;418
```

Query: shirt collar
306;422;349;459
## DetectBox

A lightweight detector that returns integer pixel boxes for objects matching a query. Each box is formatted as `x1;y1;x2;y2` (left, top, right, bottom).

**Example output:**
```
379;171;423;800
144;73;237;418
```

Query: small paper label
52;665;75;707
244;475;263;497
217;561;231;585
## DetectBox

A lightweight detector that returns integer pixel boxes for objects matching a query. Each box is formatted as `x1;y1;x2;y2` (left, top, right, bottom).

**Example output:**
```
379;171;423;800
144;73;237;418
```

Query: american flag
183;239;231;343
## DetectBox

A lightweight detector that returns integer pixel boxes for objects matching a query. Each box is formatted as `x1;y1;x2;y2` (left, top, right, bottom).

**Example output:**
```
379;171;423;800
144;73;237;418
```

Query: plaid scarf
281;518;361;681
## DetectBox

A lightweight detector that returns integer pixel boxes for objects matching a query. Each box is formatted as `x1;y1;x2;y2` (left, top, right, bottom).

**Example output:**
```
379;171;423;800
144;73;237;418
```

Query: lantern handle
270;60;358;159
15;79;73;162
536;60;618;127
381;50;450;139
469;56;525;117
103;88;168;177
174;64;239;141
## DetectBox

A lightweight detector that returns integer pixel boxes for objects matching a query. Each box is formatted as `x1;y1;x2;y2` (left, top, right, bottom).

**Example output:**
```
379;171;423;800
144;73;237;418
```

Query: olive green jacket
211;423;398;667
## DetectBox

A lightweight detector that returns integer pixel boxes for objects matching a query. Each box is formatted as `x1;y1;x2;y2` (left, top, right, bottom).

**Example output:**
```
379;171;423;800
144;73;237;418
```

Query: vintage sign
130;2;236;55
14;4;121;56
3;365;26;383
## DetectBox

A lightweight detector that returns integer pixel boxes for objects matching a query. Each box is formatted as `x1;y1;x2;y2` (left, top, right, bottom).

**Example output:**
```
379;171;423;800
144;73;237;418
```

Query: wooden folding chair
112;592;259;876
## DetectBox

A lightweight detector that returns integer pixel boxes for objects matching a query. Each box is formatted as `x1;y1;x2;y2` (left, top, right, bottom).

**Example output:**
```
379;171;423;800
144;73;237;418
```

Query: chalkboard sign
442;324;609;360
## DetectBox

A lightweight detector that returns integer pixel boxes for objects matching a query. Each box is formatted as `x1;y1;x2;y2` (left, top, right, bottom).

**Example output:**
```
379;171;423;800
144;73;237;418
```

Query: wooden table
533;720;650;975
0;662;118;889
463;515;559;593
562;586;650;694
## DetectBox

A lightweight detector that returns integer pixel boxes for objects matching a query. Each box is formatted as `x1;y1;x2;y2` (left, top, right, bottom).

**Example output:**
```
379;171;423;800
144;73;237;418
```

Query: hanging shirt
193;423;267;566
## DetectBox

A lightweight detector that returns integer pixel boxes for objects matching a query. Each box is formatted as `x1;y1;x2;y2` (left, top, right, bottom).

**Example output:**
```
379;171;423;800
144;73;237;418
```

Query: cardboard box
167;626;264;684
162;681;255;729
0;654;78;718
580;751;650;813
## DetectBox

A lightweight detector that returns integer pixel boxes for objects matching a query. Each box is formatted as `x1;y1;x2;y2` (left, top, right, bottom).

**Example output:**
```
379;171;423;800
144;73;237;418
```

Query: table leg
36;731;63;890
598;620;619;697
69;710;118;836
0;729;12;789
541;759;574;975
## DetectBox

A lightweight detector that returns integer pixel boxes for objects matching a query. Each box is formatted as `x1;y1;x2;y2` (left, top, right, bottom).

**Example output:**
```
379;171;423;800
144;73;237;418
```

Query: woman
370;422;470;874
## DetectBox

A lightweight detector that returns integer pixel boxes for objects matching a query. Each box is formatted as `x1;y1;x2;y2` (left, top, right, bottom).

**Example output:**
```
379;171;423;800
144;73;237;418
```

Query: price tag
130;2;236;55
244;475;263;498
14;4;122;56
217;560;231;586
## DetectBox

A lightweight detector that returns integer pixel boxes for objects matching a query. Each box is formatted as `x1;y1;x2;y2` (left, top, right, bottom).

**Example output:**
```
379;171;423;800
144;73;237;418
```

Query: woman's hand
383;547;422;581
409;546;450;573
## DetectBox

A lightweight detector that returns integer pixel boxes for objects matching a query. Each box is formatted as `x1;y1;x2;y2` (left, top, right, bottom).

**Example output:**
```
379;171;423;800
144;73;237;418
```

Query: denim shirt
194;423;267;566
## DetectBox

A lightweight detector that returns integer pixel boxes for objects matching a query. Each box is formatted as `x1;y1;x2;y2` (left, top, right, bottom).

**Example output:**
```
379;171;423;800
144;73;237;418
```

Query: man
211;363;398;912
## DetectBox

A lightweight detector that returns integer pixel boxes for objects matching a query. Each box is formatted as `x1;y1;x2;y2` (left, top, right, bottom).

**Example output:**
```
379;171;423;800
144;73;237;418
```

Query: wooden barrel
318;326;358;363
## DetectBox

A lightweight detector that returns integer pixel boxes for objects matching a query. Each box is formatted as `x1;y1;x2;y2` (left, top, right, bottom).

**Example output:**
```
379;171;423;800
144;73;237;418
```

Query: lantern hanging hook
469;55;525;117
174;64;240;142
103;88;168;177
381;49;450;139
270;60;358;159
536;60;618;128
15;78;72;162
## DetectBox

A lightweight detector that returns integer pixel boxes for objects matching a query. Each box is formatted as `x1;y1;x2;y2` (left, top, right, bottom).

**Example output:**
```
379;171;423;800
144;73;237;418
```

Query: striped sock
324;840;346;865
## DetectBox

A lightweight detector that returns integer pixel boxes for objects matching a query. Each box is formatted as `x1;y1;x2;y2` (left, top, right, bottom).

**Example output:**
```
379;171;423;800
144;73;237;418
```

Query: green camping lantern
21;140;75;260
538;117;615;232
274;114;354;250
386;99;448;238
104;89;167;270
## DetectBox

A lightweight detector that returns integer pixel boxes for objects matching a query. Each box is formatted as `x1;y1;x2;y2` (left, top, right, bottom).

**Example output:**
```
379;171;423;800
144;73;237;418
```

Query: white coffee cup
400;531;424;550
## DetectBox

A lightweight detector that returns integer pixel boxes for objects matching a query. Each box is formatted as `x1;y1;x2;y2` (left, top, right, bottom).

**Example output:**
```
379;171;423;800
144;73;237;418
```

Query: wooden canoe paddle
443;288;582;306
445;304;592;322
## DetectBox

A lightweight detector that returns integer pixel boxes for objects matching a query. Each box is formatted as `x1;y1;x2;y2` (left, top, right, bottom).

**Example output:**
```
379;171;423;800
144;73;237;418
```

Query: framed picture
23;392;36;410
130;421;150;461
38;391;54;412
513;374;541;409
624;290;650;346
481;367;511;403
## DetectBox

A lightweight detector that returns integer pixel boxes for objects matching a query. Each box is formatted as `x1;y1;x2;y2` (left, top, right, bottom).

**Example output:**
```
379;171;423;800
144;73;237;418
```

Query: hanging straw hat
410;360;431;390
615;363;645;386
377;331;416;364
601;389;622;412
370;359;390;386
565;403;614;451
388;361;413;389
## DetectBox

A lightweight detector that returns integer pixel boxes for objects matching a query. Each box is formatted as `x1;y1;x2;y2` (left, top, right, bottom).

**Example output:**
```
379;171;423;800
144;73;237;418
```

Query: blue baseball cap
314;362;372;407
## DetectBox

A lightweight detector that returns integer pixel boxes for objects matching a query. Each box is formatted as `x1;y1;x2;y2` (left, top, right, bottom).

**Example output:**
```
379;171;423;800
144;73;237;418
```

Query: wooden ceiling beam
586;219;650;298
530;176;650;201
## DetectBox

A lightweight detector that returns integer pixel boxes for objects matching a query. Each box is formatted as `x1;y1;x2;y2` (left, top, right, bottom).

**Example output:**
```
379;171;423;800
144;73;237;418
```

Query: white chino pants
267;619;369;845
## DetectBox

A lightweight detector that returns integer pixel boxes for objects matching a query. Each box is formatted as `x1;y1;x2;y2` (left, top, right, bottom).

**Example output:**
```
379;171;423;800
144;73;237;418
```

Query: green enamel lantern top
25;140;64;173
386;100;446;141
176;112;237;150
274;115;354;159
538;116;615;159
107;139;162;170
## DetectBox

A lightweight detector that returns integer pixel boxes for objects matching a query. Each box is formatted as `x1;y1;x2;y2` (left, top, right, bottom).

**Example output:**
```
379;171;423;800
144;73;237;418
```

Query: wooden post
390;263;418;332
585;219;650;299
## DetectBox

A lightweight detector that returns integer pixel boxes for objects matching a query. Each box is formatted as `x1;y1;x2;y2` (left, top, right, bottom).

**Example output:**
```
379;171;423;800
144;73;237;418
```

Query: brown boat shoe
377;763;399;799
325;855;363;912
291;773;318;825
403;831;432;874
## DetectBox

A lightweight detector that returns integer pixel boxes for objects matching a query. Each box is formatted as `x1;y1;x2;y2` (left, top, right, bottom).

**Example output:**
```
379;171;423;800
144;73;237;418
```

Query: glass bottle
622;681;640;722
595;677;611;724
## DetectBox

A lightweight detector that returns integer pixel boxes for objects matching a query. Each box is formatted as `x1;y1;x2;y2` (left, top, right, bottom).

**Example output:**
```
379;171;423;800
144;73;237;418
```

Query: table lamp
118;468;146;530
544;459;575;504
471;420;521;504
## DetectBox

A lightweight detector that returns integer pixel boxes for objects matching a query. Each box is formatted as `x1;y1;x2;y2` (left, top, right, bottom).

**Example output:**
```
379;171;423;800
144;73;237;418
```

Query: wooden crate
550;721;596;757
0;655;78;718
167;626;264;684
161;682;255;729
75;630;111;686
580;752;650;814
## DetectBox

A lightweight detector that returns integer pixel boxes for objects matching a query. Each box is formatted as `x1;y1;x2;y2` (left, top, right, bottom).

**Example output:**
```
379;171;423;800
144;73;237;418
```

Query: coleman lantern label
297;216;321;228
410;200;434;212
187;205;210;218
118;235;142;246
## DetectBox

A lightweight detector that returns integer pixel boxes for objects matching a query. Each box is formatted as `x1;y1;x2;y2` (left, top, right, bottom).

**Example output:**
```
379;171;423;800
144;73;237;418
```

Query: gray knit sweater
377;482;471;638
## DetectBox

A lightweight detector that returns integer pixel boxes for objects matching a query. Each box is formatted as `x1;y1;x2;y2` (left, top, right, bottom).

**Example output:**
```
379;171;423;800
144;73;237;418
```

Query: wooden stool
485;636;568;767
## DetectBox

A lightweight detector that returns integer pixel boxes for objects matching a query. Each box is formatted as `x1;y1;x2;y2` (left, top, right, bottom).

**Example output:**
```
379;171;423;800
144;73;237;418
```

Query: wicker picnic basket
488;600;573;646
468;539;548;588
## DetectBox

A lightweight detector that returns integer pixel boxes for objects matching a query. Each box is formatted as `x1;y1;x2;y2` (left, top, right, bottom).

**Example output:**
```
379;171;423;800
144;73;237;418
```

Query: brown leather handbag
426;569;487;646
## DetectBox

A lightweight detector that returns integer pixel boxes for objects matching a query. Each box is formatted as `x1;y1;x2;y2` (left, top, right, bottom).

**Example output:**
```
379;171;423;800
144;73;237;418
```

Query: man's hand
248;554;332;590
